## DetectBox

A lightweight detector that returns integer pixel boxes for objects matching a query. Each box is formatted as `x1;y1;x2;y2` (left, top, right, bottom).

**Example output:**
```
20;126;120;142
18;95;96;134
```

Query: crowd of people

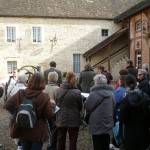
0;59;150;150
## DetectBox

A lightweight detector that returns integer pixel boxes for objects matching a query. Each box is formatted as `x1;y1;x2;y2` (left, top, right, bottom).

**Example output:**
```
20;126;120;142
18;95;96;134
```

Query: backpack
16;90;37;128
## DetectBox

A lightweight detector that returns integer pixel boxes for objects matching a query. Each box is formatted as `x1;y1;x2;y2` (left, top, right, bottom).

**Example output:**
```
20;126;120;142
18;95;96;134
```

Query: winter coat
44;83;59;100
3;88;55;142
126;66;138;78
55;81;83;127
44;67;62;85
78;69;95;93
114;85;126;123
119;88;150;150
84;84;115;135
138;78;150;90
10;83;26;97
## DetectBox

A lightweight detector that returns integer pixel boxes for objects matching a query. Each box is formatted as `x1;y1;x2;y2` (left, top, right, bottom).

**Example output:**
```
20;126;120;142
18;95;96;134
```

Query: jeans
57;127;79;150
21;139;43;150
92;134;110;150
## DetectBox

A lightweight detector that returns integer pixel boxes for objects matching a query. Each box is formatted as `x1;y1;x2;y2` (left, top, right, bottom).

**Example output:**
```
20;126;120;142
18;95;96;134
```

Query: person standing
119;74;150;150
8;74;28;150
4;73;55;150
55;71;83;150
44;61;62;86
143;63;150;81
137;69;150;97
9;74;28;97
3;68;18;102
78;63;95;93
125;59;138;78
44;71;59;150
115;69;128;90
84;74;115;150
97;66;113;84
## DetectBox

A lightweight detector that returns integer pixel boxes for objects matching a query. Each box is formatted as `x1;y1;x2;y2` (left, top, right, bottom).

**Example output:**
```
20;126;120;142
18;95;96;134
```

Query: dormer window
101;29;109;37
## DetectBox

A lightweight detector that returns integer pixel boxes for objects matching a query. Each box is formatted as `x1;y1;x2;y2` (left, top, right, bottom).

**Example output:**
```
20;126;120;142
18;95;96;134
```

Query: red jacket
4;88;55;142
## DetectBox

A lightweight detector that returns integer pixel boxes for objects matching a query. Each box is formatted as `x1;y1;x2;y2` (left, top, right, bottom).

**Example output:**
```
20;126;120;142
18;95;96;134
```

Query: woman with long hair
55;71;83;150
4;73;55;150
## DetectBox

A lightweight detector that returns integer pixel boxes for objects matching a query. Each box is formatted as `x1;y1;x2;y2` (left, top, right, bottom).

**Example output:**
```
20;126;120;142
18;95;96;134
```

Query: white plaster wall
0;17;121;79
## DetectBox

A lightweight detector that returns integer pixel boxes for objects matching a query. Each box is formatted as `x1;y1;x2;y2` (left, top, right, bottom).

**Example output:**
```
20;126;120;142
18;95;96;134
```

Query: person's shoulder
54;68;61;73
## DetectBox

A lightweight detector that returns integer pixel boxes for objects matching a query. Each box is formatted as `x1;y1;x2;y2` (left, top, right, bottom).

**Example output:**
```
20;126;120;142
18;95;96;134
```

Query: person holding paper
44;71;59;150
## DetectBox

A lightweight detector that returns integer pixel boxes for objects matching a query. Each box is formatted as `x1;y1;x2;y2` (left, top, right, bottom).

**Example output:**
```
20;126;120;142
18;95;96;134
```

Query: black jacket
119;89;150;150
126;66;138;78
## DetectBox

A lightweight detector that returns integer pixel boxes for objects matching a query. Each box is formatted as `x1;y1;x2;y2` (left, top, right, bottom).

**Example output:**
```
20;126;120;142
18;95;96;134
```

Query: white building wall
0;17;120;79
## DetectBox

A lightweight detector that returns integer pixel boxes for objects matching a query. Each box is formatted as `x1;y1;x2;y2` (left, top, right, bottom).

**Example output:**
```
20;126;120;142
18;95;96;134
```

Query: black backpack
16;90;38;128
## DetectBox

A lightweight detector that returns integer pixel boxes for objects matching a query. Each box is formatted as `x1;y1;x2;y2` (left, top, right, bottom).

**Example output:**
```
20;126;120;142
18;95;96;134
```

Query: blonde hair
48;71;58;83
84;63;92;70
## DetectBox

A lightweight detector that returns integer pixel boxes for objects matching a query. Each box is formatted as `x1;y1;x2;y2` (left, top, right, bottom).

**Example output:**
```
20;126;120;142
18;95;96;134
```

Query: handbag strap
58;89;69;106
90;91;105;113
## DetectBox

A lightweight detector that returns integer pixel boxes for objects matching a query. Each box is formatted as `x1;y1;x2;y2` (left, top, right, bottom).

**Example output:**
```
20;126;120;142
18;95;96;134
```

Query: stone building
0;0;144;79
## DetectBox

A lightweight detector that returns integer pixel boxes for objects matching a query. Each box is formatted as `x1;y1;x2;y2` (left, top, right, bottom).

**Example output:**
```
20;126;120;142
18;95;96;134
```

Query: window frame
32;26;42;43
73;54;81;73
101;29;109;37
135;50;142;69
6;26;16;42
7;61;17;74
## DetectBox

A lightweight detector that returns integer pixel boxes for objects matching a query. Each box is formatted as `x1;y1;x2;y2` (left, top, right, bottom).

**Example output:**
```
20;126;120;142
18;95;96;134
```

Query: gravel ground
0;100;93;150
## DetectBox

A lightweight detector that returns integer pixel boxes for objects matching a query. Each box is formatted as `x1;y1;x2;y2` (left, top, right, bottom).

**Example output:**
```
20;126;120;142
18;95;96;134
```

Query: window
32;27;41;43
136;21;141;31
73;54;81;73
7;61;17;74
101;29;109;37
135;51;142;69
7;27;16;42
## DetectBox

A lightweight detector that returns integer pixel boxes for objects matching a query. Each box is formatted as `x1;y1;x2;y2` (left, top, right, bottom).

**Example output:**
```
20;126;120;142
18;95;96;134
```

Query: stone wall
0;17;120;79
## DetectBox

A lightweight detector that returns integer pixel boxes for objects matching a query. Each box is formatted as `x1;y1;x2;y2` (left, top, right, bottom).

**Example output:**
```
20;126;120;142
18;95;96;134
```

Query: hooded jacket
84;84;115;135
119;88;150;149
4;88;55;142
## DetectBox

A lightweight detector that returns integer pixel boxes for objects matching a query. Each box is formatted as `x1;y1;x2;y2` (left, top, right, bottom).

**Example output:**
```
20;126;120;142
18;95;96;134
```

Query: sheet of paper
55;105;60;113
81;93;89;98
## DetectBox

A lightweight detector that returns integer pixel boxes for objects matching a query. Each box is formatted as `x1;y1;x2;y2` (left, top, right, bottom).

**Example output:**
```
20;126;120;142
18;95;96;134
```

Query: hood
127;88;144;107
24;88;43;98
90;84;114;99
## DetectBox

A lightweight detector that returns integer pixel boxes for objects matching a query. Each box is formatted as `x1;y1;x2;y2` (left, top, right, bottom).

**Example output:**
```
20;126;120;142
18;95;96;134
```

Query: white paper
55;105;60;113
81;93;89;98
